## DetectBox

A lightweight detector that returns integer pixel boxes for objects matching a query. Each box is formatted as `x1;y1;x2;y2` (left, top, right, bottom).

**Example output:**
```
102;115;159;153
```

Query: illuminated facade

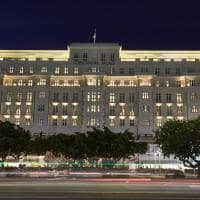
0;43;200;137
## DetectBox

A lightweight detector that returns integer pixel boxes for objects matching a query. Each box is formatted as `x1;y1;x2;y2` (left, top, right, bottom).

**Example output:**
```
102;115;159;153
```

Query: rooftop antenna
93;28;96;44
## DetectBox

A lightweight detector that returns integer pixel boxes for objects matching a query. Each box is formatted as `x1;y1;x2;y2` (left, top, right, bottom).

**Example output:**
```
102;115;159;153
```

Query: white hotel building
0;43;200;138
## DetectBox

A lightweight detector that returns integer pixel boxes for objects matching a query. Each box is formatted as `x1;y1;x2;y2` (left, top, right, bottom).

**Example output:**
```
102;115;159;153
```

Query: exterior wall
0;43;200;137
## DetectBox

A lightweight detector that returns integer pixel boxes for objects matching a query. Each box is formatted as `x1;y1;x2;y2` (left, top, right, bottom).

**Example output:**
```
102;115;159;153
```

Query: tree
155;118;200;178
0;121;30;161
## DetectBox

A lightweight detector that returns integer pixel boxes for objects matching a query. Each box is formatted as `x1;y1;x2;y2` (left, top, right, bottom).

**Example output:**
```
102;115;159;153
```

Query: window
87;79;97;86
28;80;33;86
38;79;46;86
109;93;115;103
166;81;169;87
39;92;45;98
83;52;88;61
6;93;12;101
72;93;78;102
156;93;161;102
52;105;58;114
109;119;115;127
166;93;172;102
176;80;181;87
191;93;197;102
74;67;79;75
142;92;149;99
177;106;183;115
110;53;115;62
156;119;162;127
120;119;125;127
16;107;21;115
165;68;170;75
156;81;160;87
130;119;134;127
16;93;22;102
176;94;182;103
176;68;181;75
15;119;20;126
109;106;115;116
19;67;24;74
26;106;31;114
129;93;134;103
120;106;125;116
41;67;47;73
9;67;14;73
191;105;198;113
64;67;68;74
101;53;106;62
29;67;33;74
119;68;124;74
63;92;68;102
129;68;135;75
27;93;32;102
119;93;125;103
18;80;23;86
72;119;77;126
156;106;162;116
25;119;31;126
90;67;96;72
55;67;60;74
155;67;160;75
62;119;67;126
53;92;59;102
143;120;150;126
62;105;68;115
52;119;57;126
167;106;172;116
38;104;45;112
189;80;196;87
39;119;44;126
74;53;79;61
143;105;149;112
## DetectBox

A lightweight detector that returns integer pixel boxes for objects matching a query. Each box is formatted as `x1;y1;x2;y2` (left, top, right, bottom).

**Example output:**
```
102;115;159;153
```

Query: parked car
165;170;185;179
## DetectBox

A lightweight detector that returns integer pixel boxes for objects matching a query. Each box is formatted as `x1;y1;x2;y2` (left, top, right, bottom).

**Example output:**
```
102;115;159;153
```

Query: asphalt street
0;178;199;200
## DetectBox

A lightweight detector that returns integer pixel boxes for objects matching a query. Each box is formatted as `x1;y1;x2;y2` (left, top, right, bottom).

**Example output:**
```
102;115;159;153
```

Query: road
0;178;199;200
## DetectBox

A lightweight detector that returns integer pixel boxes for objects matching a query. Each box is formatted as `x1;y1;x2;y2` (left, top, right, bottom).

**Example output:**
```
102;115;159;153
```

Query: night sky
0;0;200;50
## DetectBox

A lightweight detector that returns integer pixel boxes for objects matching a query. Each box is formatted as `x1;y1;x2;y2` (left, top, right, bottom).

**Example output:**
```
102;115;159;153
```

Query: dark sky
0;0;200;50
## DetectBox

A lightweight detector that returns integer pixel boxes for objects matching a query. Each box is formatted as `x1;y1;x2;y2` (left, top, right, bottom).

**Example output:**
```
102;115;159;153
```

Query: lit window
19;67;24;74
87;79;96;86
143;105;149;112
28;80;33;86
156;106;161;116
55;67;60;74
175;80;181;87
15;119;20;126
18;80;23;86
38;79;46;86
191;105;198;113
74;67;79;75
142;92;149;99
39;92;45;98
64;67;68;74
191;93;197;102
9;67;14;73
29;67;33;74
156;119;162;127
16;93;22;102
25;119;31;126
166;81;169;87
39;119;44;126
41;67;47;73
16;107;21;115
27;93;32;102
109;93;115;103
91;67;96;72
189;80;196;87
176;94;182;103
72;119;77;126
109;119;115;127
